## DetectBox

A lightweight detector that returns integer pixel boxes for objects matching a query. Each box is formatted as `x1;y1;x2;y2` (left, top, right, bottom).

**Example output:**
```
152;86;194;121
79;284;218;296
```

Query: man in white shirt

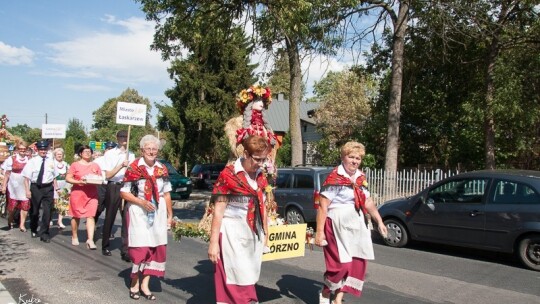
102;131;135;261
21;140;57;243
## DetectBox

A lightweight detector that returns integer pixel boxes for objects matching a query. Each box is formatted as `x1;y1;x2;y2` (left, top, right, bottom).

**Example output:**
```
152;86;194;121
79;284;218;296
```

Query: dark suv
190;163;226;189
274;167;333;224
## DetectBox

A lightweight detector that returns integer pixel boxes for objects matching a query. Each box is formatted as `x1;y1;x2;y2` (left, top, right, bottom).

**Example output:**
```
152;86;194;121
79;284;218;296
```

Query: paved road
1;191;539;303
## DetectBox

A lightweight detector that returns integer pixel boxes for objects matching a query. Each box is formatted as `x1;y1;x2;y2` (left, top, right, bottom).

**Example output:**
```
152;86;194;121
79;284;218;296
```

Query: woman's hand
208;242;220;264
140;200;156;212
315;231;327;247
377;222;388;238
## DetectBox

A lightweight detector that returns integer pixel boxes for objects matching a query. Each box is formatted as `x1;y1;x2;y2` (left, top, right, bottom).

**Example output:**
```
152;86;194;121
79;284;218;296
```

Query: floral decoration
236;84;272;113
0;114;8;129
170;216;210;242
54;187;71;216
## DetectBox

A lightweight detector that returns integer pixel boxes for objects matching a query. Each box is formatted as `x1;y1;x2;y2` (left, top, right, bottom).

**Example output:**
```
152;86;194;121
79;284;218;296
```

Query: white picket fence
363;168;459;206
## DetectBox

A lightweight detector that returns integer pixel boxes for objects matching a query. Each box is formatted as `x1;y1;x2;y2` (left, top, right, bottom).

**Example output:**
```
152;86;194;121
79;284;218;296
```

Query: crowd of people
0;130;174;300
1;129;386;303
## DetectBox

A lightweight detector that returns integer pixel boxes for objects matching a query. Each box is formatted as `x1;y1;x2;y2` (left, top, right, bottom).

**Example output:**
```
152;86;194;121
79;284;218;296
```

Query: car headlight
186;180;192;185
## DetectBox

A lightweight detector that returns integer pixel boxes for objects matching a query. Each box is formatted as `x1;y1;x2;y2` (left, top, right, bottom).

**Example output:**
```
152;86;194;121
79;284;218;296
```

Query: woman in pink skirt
66;145;102;249
315;141;387;304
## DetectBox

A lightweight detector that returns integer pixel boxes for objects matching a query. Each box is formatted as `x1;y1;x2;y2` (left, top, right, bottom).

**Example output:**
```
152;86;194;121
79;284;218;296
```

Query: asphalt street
1;191;539;303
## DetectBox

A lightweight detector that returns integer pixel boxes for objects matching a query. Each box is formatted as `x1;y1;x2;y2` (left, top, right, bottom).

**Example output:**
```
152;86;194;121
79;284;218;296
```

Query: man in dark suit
22;140;57;243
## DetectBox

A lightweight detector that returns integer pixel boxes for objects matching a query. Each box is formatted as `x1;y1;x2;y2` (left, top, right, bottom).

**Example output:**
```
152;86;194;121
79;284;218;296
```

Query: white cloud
46;16;172;85
0;41;34;65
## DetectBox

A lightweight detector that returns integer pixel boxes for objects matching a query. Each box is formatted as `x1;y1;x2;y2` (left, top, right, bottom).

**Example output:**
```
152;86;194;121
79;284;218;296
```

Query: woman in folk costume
1;141;30;231
120;135;173;300
315;141;387;304
52;147;69;229
208;135;270;304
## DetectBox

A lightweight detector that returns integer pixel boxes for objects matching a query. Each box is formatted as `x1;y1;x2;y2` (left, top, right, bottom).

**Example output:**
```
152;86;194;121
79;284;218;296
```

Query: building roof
265;96;319;132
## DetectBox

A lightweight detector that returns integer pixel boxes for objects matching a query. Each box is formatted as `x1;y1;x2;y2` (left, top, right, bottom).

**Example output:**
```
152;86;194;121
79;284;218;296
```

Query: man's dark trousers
102;183;127;254
29;183;54;239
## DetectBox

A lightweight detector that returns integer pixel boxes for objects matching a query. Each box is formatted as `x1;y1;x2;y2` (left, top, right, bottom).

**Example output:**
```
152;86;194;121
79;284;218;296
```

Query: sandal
19;227;27;232
129;290;140;300
140;291;156;300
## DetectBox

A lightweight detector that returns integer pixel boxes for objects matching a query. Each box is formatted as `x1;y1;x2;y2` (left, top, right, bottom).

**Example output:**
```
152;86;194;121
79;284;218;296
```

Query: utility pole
45;113;48;124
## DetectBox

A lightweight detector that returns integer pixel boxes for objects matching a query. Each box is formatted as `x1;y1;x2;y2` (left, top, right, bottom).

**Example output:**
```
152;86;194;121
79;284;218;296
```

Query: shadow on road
272;274;325;303
161;259;215;303
371;234;523;270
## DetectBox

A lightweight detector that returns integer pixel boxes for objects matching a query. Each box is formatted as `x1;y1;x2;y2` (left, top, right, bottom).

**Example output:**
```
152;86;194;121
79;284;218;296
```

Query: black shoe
121;253;131;263
40;237;50;243
31;232;38;238
102;249;112;256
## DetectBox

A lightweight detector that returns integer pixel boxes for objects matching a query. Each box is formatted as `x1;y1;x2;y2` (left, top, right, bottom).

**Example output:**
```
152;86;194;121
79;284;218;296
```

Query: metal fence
364;168;459;206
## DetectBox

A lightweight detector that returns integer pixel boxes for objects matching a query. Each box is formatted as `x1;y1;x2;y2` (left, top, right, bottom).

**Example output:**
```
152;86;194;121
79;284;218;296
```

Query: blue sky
0;1;353;132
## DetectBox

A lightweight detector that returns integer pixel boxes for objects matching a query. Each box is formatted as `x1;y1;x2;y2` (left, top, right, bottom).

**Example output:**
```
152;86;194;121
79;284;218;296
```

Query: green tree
266;49;290;99
158;25;256;165
275;131;291;167
7;124;41;145
362;0;540;171
138;0;362;166
66;118;88;151
417;0;540;169
64;136;75;164
90;88;156;152
310;70;373;146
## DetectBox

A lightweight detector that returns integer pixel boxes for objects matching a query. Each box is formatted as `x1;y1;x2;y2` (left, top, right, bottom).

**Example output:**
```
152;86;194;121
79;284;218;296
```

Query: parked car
274;166;333;224
377;170;540;271
159;159;192;199
190;163;226;189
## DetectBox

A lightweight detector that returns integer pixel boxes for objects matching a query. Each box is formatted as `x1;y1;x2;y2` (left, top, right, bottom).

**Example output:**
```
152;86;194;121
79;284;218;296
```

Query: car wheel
383;218;409;248
285;207;305;224
517;235;540;271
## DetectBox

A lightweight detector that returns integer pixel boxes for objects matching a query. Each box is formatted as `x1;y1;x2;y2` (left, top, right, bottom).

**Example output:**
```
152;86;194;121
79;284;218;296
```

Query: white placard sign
116;102;147;126
41;124;66;139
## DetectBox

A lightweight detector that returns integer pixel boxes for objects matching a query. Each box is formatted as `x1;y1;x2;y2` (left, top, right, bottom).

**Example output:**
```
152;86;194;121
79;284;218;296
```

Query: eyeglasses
18;148;27;151
82;150;92;154
250;155;268;163
143;148;159;153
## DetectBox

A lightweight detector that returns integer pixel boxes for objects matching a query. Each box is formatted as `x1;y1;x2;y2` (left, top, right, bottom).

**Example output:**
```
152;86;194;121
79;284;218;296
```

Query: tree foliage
138;0;363;166
363;0;540;170
414;0;540;169
158;26;256;164
64;136;75;164
275;131;291;167
66;118;88;151
311;70;373;146
7;124;41;145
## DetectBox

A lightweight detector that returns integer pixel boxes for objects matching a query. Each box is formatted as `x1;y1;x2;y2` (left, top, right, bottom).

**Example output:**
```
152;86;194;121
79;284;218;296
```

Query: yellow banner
263;223;307;262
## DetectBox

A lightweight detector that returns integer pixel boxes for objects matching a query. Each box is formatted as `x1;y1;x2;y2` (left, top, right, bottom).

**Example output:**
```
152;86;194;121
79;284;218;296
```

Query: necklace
56;161;65;169
16;154;28;163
